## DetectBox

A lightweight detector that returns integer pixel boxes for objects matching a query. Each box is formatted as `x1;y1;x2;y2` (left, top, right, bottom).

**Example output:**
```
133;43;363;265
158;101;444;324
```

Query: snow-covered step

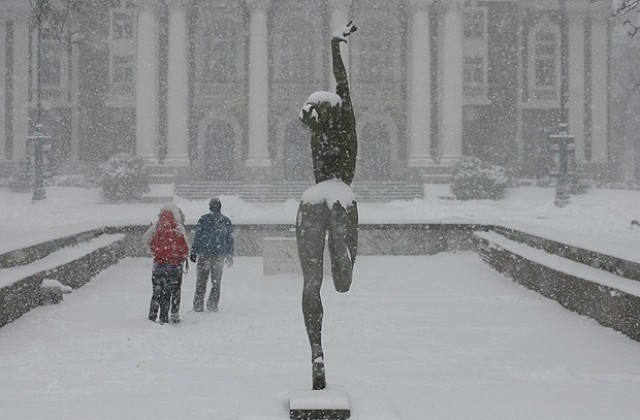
0;228;106;268
175;181;424;202
492;226;640;282
0;233;125;290
476;230;640;342
0;233;127;327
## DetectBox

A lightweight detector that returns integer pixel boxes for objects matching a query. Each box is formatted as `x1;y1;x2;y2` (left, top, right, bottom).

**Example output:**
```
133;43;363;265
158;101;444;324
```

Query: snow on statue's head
299;91;342;130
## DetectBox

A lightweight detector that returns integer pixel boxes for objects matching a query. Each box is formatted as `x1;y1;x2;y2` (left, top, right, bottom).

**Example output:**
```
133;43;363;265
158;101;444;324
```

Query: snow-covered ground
1;254;640;419
2;185;640;419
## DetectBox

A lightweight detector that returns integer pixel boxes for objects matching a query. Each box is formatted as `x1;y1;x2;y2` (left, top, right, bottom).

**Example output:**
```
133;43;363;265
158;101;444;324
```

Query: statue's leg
296;201;329;390
328;200;358;293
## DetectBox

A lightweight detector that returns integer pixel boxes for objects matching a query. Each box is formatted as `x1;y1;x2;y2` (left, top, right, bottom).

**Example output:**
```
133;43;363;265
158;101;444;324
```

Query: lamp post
549;123;575;208
28;124;50;202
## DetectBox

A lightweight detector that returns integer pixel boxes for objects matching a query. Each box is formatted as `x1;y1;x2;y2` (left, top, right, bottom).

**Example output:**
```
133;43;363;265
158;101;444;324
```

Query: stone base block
289;385;350;420
237;394;401;420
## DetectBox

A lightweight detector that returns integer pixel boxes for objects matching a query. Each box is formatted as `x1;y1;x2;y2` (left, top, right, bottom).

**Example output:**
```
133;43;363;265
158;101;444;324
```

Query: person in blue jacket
190;197;234;312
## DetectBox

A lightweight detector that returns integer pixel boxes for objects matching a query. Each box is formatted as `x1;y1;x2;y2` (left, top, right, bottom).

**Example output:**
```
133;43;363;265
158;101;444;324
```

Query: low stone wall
0;228;106;268
494;226;640;281
0;235;128;328
477;233;640;343
111;223;486;258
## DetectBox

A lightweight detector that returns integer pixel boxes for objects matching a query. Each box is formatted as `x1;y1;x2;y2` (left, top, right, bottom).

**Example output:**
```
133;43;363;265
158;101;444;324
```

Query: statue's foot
312;356;326;390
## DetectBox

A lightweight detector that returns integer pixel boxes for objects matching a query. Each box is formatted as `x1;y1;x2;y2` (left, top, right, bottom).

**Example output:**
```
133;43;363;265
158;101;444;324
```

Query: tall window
463;56;486;98
356;12;394;82
200;18;237;83
462;2;488;100
463;9;485;40
204;120;235;181
279;18;315;82
108;2;136;102
31;25;68;102
284;121;313;181
39;28;62;88
272;1;322;84
112;10;134;40
360;121;391;181
528;23;560;102
113;55;134;84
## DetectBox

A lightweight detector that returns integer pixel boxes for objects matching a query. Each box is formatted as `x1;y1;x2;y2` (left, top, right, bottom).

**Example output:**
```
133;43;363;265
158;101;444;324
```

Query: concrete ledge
0;228;106;268
0;235;128;327
494;226;640;281
476;231;640;342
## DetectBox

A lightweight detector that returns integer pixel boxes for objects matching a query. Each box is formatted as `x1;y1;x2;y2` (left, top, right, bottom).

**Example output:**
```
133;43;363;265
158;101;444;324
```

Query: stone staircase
174;181;424;202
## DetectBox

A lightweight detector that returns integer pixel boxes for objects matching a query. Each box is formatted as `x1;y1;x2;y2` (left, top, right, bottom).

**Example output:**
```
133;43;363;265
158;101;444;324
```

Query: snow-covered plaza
1;185;640;418
2;253;640;419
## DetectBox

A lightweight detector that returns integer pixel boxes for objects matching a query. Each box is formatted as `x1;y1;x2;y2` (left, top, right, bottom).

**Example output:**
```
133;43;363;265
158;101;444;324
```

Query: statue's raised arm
331;21;357;110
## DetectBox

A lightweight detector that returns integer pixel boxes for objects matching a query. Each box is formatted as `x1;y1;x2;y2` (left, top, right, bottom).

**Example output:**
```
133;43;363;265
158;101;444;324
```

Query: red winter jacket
150;209;189;265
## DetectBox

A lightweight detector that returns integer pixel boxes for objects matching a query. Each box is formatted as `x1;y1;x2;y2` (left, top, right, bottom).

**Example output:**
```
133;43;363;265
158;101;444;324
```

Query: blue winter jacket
191;212;234;257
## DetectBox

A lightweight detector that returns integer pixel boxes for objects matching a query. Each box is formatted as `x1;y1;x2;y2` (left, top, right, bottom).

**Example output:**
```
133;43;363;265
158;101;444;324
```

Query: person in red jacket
148;208;189;324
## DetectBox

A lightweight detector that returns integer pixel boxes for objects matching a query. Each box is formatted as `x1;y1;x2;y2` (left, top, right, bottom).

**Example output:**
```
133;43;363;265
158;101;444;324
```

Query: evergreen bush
98;153;149;201
450;157;508;200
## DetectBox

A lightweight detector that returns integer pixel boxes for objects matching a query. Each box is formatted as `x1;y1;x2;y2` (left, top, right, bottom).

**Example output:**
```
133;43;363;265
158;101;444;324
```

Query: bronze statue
296;22;358;391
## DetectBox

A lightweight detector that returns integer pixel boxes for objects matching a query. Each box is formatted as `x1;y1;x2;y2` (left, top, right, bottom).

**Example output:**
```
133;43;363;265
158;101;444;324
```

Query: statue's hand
333;21;357;43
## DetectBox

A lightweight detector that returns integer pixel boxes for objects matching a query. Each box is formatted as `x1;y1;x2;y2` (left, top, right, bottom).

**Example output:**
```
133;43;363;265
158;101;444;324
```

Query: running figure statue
296;21;358;391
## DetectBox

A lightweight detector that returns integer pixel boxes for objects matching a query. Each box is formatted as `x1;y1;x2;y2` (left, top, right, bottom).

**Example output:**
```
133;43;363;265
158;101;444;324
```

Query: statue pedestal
289;385;350;420
236;394;402;419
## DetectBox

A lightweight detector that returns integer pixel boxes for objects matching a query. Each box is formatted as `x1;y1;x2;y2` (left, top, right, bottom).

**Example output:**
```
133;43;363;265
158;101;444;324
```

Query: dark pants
149;263;182;323
193;255;225;312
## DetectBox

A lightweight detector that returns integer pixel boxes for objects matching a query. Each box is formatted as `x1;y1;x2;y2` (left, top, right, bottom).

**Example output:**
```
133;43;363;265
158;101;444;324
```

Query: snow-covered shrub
98;153;149;201
450;157;508;200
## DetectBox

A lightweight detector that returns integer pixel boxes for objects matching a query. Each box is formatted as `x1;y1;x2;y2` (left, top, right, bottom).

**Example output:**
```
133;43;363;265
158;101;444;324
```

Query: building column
567;2;587;161
407;0;434;170
0;16;6;160
589;4;609;163
328;0;350;92
166;0;189;166
438;0;463;165
135;0;159;162
245;0;271;180
12;14;29;161
70;14;80;161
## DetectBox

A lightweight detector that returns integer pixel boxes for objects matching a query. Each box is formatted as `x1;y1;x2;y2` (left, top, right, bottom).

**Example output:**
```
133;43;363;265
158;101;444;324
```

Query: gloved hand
189;253;197;263
225;256;234;268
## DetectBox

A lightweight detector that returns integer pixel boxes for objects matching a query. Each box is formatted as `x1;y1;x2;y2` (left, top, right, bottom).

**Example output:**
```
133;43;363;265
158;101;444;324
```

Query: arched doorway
360;121;391;181
203;121;235;181
283;121;313;182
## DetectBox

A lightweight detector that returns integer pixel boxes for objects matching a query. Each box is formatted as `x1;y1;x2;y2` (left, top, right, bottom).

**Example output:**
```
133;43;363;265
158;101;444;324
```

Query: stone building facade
0;0;612;183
